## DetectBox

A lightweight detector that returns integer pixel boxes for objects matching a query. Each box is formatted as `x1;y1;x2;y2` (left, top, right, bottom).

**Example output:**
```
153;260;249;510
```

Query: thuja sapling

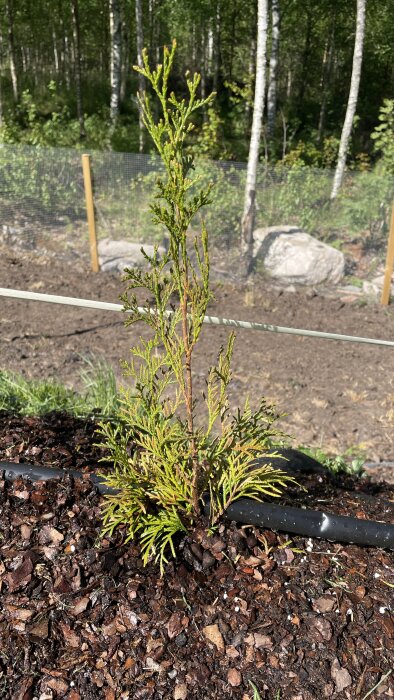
98;41;296;573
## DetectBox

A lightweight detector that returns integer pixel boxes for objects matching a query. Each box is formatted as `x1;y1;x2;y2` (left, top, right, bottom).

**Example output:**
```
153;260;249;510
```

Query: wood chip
312;596;336;613
70;596;89;616
331;658;352;692
203;624;225;651
174;683;188;700
227;668;242;687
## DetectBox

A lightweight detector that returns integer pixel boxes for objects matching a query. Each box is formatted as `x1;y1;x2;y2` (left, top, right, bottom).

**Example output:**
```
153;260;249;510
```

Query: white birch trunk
6;0;18;102
109;0;122;125
212;0;220;93
135;0;145;152
330;0;366;200
266;0;280;141
120;8;129;102
70;0;85;139
241;0;268;268
317;26;334;143
52;29;59;74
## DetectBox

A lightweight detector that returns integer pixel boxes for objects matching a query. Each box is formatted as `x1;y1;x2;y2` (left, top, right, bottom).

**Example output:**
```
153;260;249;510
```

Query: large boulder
98;238;167;273
253;226;345;286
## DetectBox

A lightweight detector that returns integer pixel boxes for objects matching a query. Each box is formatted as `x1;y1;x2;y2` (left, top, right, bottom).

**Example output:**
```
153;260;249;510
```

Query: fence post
381;201;394;305
82;153;100;273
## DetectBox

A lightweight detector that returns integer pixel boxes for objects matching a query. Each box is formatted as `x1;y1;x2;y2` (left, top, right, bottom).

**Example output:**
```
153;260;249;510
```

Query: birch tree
266;0;280;142
109;0;122;126
330;0;366;199
5;0;18;101
70;0;85;139
135;0;145;152
317;23;335;143
241;0;268;272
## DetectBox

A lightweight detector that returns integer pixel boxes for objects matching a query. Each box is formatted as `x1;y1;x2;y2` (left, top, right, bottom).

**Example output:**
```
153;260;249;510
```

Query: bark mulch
0;412;393;700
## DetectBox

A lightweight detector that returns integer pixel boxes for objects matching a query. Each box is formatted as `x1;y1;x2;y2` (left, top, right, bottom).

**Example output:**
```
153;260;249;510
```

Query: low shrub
98;41;296;573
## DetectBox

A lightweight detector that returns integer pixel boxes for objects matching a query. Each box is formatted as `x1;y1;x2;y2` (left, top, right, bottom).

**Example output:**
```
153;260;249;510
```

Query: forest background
0;0;393;170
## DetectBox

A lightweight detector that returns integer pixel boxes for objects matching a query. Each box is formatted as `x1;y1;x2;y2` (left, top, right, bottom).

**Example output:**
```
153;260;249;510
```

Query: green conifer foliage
98;41;296;573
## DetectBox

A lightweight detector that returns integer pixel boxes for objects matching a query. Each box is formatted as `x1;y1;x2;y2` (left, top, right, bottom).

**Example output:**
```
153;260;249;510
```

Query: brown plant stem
181;279;200;515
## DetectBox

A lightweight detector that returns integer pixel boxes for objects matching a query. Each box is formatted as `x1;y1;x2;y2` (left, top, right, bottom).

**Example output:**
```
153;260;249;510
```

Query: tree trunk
241;0;268;274
297;9;312;108
135;0;145;152
244;37;256;133
266;0;280;142
109;0;122;126
120;5;130;102
70;0;85;139
52;29;60;74
331;0;366;200
317;23;335;144
200;29;206;103
212;0;221;93
0;71;3;129
5;0;18;102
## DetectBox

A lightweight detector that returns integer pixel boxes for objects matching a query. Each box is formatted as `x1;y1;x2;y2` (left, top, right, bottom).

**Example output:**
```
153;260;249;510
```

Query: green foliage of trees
0;0;393;164
98;43;295;573
371;99;394;175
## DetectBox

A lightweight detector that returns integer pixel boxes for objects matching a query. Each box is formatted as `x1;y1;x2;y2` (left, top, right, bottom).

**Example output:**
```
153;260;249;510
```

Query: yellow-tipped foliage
98;42;297;574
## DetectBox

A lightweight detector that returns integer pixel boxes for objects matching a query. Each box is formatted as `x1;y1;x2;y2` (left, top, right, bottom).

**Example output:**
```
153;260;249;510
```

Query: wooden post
381;201;394;305
82;153;100;272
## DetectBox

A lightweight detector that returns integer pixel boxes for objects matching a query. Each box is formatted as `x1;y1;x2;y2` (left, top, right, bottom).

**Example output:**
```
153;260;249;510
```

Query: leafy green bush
371;99;394;174
0;143;83;219
336;169;394;240
256;165;332;232
125;158;244;247
299;446;365;478
98;41;295;573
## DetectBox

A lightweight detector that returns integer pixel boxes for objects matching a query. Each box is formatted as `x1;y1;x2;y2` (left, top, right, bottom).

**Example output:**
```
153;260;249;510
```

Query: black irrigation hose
0;461;115;496
204;498;394;549
1;456;394;550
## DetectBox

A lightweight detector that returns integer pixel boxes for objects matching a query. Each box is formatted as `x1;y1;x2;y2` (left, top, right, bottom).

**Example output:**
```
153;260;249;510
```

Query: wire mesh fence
1;143;394;275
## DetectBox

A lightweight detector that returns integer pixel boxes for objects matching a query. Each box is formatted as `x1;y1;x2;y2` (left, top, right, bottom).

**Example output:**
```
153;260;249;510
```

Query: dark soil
0;412;393;700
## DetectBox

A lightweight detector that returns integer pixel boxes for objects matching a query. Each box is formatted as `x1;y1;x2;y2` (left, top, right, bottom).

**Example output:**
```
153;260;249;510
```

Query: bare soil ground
1;244;394;467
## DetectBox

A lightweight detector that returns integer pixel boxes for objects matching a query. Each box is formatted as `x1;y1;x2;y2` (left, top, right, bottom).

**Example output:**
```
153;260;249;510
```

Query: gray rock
363;274;394;300
98;237;167;273
253;226;345;286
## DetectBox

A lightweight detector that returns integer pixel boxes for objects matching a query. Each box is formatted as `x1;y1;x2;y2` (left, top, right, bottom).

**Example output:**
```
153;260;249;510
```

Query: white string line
1;286;394;348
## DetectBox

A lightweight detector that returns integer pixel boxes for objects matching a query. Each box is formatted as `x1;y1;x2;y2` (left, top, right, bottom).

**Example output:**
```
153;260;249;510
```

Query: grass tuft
0;355;118;418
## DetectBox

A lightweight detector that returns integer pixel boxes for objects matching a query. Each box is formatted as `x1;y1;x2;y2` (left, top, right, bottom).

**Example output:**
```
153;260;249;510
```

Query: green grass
0;355;119;418
298;445;366;478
